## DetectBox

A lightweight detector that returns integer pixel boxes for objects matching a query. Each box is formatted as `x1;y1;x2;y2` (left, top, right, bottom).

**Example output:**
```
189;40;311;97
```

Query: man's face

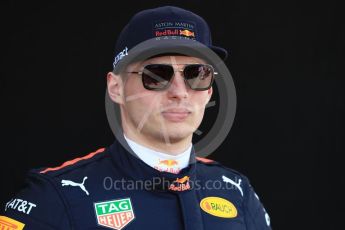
109;55;213;146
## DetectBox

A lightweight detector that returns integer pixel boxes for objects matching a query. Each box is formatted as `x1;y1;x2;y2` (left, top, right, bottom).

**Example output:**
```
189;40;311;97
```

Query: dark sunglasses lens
142;64;174;90
184;64;214;90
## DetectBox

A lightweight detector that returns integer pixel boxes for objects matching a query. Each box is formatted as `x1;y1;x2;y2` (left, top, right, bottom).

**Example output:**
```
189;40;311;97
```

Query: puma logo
222;175;243;197
61;176;89;195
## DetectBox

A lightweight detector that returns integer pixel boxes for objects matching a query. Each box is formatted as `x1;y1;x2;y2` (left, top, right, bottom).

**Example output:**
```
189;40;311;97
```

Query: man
0;6;272;230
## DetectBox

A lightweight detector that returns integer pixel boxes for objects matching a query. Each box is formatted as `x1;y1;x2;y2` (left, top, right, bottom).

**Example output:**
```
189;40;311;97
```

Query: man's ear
107;72;125;104
205;86;213;106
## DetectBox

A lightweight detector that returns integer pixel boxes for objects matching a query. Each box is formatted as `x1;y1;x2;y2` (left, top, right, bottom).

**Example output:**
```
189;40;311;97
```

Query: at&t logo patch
5;198;37;215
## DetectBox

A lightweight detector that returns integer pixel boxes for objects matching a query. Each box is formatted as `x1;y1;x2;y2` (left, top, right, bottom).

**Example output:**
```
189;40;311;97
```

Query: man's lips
161;109;191;122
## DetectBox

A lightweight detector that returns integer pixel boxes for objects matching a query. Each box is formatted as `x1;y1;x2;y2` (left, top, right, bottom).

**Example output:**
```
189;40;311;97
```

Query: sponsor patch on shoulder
0;216;25;230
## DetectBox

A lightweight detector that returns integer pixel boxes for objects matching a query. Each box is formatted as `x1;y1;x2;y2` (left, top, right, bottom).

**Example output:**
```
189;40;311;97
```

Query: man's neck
123;130;192;156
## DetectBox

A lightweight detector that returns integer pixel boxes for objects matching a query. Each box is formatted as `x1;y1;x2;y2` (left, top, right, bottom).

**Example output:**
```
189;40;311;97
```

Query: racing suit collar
108;138;197;193
123;134;192;174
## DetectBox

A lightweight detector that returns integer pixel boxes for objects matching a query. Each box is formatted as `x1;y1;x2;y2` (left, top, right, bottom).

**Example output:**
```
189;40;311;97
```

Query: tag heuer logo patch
94;198;135;230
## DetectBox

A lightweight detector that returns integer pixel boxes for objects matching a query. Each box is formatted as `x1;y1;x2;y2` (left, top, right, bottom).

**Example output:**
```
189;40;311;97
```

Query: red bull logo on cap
153;21;196;40
179;29;195;37
155;29;179;37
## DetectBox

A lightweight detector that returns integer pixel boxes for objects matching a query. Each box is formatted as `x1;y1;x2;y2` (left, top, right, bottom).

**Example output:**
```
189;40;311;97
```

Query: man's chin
157;130;194;144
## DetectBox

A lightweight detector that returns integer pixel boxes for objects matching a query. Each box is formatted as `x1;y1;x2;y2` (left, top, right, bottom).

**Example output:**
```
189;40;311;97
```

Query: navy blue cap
112;6;228;69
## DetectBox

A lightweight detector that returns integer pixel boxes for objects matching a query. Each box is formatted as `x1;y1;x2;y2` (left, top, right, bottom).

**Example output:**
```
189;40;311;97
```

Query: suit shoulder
196;156;248;179
32;147;108;178
2;169;71;228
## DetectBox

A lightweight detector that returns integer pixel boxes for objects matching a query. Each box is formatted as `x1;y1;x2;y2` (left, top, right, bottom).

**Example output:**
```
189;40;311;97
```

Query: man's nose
167;70;188;99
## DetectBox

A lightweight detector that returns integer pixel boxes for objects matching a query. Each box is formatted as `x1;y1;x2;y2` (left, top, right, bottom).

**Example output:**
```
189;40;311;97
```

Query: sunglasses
126;64;217;91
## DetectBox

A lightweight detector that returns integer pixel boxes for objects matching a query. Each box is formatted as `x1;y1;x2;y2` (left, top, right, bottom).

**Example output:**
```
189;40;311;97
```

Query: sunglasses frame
126;63;217;91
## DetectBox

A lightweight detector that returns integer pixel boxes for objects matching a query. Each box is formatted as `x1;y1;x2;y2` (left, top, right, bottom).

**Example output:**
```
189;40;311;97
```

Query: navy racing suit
1;139;272;230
